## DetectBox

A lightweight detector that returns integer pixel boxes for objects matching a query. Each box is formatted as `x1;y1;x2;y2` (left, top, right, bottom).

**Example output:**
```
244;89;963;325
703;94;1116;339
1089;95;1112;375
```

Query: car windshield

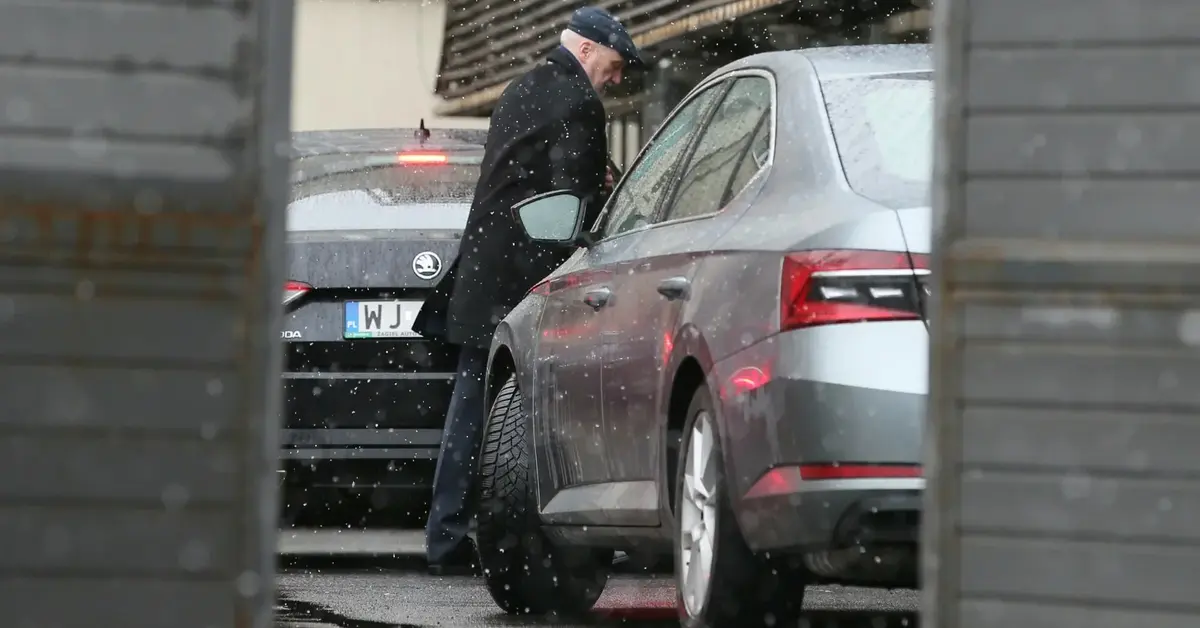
820;72;934;207
287;161;480;231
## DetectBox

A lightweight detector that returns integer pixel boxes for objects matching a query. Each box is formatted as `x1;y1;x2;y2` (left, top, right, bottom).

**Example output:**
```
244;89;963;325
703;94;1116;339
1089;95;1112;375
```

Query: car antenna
416;118;431;145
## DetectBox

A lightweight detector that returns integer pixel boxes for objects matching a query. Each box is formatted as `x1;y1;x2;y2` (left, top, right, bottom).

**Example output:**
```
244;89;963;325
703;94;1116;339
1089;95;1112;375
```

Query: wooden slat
439;0;634;87
435;0;792;113
961;471;1200;542
960;536;1200;609
961;599;1198;628
967;47;1200;111
446;0;588;44
4;579;233;628
0;507;237;576
968;0;1195;44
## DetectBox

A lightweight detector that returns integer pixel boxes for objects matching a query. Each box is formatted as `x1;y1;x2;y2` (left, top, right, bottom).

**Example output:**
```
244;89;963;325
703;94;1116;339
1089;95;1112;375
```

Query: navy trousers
425;344;490;564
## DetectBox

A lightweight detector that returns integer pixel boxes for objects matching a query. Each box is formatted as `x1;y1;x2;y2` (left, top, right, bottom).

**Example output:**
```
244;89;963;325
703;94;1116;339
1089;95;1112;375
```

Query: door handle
657;276;691;301
583;287;612;310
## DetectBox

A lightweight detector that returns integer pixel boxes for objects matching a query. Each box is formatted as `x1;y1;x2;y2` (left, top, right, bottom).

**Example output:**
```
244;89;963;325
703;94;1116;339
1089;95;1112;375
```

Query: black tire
474;375;611;616
674;385;806;628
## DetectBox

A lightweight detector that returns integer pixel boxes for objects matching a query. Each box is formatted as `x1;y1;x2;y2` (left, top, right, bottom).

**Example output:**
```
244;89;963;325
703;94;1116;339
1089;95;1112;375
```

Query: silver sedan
474;44;931;628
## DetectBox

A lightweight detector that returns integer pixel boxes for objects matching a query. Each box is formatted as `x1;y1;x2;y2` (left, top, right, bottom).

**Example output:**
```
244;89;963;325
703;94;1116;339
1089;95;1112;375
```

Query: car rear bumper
737;479;921;586
281;371;451;488
713;321;928;493
742;478;922;547
281;457;439;492
281;429;441;460
709;321;926;584
281;456;438;517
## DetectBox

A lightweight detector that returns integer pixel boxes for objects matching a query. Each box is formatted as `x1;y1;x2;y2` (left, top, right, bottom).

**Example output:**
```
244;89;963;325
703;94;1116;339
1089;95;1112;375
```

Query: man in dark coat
413;6;644;575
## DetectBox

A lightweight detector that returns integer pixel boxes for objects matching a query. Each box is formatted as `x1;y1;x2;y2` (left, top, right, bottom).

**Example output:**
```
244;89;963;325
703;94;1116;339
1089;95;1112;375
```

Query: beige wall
291;0;488;131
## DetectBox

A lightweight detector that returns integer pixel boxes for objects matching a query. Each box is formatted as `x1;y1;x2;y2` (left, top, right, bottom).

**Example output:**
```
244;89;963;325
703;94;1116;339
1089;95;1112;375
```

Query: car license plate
344;300;421;339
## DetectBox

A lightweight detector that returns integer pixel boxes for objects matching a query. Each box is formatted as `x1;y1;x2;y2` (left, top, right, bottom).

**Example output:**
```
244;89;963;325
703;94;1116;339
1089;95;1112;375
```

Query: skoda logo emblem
412;251;443;280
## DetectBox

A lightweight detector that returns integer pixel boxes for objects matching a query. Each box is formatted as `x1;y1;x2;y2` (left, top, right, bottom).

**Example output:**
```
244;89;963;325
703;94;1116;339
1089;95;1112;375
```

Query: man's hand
604;166;615;190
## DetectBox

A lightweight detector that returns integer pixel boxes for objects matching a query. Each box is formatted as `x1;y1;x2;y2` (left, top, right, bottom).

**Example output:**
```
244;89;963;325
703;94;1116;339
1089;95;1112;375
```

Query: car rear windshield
288;160;481;232
820;72;933;207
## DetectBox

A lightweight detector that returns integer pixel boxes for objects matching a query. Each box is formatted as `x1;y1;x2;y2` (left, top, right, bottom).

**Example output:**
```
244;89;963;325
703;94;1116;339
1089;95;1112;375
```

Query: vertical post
624;119;642;169
923;0;967;624
0;2;293;627
928;1;1200;627
640;60;683;137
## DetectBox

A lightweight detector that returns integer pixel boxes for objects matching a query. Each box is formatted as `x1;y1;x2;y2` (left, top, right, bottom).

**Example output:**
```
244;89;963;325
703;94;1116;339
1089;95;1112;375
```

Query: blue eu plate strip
344;302;368;338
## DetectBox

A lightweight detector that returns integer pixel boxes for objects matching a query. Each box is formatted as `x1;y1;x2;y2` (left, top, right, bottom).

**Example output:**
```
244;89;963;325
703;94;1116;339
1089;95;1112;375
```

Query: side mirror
512;191;585;245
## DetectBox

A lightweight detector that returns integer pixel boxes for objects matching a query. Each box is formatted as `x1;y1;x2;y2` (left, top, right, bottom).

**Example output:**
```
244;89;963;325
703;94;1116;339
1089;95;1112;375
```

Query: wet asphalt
275;530;919;628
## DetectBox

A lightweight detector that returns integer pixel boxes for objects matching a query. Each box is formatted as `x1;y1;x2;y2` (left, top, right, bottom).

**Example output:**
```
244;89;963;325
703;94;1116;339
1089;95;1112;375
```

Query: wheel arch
660;324;718;518
485;293;547;411
486;339;517;413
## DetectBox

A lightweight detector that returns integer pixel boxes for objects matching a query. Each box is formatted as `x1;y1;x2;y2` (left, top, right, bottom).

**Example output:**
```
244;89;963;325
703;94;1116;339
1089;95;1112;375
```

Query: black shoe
427;541;480;577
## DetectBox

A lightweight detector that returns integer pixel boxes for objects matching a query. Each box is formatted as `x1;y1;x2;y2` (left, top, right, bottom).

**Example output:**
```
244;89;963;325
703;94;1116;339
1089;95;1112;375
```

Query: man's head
561;6;644;92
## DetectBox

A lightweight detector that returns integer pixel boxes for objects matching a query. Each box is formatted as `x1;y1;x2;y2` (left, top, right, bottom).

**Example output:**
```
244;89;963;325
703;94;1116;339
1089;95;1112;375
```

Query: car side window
660;76;773;222
722;113;771;206
597;85;724;240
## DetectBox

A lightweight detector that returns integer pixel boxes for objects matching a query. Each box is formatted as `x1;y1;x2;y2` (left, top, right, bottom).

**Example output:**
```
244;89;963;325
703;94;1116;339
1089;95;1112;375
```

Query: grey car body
281;128;483;516
481;44;931;614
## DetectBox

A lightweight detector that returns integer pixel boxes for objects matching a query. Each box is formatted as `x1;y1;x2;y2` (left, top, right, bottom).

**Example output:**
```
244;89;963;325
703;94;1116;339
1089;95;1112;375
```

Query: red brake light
780;249;929;331
746;463;923;498
397;152;448;164
283;280;311;306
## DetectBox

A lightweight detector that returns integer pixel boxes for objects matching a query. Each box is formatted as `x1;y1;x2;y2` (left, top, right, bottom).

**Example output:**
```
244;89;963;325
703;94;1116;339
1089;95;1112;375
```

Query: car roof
713;44;932;81
291;127;488;159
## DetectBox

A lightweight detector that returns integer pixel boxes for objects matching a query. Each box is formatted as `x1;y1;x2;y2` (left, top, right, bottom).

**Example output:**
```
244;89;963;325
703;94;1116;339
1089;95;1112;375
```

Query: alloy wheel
679;409;719;617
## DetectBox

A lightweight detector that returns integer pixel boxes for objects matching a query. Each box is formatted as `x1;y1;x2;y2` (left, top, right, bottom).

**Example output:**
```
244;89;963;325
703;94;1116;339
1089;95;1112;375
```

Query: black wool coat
413;47;610;349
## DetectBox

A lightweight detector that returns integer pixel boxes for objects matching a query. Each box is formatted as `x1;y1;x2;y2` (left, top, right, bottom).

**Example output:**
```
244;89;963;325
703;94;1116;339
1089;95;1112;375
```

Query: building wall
291;0;488;131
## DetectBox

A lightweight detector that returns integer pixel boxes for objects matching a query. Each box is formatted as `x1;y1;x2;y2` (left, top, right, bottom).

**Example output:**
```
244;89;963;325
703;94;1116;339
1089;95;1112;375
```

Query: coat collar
547;46;590;84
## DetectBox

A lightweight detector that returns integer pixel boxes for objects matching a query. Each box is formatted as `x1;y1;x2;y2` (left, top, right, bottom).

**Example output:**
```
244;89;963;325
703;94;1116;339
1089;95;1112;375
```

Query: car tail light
283;280;311;306
397;152;448;164
780;249;929;331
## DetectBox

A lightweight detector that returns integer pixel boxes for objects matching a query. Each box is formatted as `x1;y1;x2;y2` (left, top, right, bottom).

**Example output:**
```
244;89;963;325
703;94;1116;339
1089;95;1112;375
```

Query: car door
533;259;614;492
601;74;776;493
534;83;728;523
